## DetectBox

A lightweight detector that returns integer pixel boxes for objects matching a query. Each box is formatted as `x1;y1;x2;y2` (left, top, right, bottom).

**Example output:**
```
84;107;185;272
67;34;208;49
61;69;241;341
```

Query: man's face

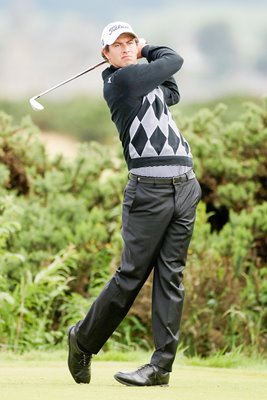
103;33;138;68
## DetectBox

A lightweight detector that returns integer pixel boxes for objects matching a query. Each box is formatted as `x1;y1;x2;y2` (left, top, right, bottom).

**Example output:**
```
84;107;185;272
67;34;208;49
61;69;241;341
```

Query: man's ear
102;48;109;61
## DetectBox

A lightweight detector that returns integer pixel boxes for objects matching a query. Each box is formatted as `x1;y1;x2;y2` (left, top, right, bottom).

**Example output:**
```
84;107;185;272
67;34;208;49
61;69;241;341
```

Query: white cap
101;21;138;48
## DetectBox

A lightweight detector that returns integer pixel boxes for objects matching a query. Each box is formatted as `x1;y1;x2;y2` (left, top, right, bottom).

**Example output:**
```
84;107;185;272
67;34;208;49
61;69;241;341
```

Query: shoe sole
114;375;169;387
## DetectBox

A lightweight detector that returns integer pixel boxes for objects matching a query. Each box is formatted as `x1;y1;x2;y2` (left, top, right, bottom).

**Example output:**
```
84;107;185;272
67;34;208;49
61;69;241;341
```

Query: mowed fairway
0;360;266;400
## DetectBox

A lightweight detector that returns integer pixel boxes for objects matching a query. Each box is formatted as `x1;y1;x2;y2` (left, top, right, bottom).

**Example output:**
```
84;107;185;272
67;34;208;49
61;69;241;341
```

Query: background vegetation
0;94;260;143
0;96;266;357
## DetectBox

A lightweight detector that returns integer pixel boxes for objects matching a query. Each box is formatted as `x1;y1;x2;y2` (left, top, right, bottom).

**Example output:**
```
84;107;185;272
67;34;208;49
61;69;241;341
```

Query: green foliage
0;96;117;143
0;248;78;352
0;95;257;144
0;111;126;351
182;201;267;356
0;96;266;356
173;97;267;356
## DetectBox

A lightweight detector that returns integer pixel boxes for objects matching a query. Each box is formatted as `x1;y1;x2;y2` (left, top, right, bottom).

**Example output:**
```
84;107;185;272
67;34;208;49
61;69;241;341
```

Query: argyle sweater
102;45;193;170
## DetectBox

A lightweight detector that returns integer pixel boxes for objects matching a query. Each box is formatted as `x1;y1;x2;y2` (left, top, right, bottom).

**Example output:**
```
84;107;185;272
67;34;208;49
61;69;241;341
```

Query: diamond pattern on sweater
168;125;180;153
131;124;148;156
137;98;150;121
129;87;191;159
150;127;167;155
152;94;164;120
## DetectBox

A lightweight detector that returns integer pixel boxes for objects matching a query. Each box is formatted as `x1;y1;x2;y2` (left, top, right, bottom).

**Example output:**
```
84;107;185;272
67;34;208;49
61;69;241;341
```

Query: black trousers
76;175;201;371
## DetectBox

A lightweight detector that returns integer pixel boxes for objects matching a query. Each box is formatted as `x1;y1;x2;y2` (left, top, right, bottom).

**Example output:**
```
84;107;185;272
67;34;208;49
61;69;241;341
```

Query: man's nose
122;44;129;52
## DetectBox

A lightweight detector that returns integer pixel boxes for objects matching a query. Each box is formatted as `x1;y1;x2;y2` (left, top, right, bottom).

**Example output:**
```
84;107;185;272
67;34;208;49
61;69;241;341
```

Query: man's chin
122;59;137;67
112;59;137;68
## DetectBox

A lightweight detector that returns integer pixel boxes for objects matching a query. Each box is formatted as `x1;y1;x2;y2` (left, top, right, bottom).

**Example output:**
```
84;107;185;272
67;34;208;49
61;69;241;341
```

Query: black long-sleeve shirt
102;45;193;170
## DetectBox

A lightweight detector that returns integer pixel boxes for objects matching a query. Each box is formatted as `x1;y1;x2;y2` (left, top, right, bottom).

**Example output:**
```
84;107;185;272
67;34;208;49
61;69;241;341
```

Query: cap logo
108;24;130;36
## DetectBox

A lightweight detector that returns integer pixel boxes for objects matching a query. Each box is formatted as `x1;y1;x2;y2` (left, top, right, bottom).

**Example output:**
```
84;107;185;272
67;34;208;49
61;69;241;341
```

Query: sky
0;0;266;102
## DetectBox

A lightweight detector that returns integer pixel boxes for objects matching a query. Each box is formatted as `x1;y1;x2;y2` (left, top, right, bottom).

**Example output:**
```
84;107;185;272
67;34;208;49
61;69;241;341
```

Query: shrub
0;96;266;355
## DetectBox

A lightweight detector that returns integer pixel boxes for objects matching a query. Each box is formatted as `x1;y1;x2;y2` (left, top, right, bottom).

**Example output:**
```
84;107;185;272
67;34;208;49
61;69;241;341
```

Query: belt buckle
172;176;180;185
172;173;188;185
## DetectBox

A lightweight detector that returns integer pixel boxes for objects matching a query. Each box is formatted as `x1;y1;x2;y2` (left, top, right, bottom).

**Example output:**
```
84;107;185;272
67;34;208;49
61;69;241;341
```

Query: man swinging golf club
68;21;202;387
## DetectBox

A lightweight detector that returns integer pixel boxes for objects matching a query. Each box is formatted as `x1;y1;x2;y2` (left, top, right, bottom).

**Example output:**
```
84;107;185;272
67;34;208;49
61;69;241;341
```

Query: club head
29;97;44;111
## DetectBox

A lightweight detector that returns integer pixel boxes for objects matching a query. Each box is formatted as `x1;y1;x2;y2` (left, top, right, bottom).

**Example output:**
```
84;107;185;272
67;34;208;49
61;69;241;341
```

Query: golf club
29;60;107;111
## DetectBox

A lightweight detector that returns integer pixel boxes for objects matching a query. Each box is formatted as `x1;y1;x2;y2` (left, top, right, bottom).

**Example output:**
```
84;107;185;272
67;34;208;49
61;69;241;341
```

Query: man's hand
137;38;147;59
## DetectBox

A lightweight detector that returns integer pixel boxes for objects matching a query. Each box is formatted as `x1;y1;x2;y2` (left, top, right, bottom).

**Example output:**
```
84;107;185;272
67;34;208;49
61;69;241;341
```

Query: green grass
1;348;266;369
0;359;266;400
0;351;266;400
178;349;267;370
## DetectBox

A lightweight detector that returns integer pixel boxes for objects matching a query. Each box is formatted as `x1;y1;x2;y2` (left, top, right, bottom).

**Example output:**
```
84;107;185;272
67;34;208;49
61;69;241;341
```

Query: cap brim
104;30;138;47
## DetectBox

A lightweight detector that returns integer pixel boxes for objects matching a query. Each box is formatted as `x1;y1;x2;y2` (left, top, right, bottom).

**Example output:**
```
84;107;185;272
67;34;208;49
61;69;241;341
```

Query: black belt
128;169;195;184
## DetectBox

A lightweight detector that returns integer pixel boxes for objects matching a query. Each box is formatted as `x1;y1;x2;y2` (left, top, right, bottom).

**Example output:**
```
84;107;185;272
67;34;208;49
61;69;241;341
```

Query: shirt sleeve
160;76;180;106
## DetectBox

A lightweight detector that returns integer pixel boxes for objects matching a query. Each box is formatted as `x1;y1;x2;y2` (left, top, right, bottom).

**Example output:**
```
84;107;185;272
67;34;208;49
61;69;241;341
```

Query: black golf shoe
67;325;92;384
114;363;170;386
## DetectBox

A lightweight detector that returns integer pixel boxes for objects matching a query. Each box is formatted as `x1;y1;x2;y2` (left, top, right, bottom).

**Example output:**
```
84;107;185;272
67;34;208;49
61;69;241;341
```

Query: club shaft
35;60;107;100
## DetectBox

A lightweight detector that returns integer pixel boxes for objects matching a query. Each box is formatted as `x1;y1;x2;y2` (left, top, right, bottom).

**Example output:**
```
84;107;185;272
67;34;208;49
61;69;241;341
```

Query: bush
0;96;266;355
0;96;116;143
0;111;125;351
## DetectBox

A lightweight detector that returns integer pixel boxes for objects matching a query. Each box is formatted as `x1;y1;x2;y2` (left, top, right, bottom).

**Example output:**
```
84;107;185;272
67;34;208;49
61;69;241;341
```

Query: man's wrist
141;44;150;58
137;38;148;59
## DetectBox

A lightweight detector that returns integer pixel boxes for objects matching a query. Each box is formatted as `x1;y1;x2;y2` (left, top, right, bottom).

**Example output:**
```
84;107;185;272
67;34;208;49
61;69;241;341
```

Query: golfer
68;21;201;387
